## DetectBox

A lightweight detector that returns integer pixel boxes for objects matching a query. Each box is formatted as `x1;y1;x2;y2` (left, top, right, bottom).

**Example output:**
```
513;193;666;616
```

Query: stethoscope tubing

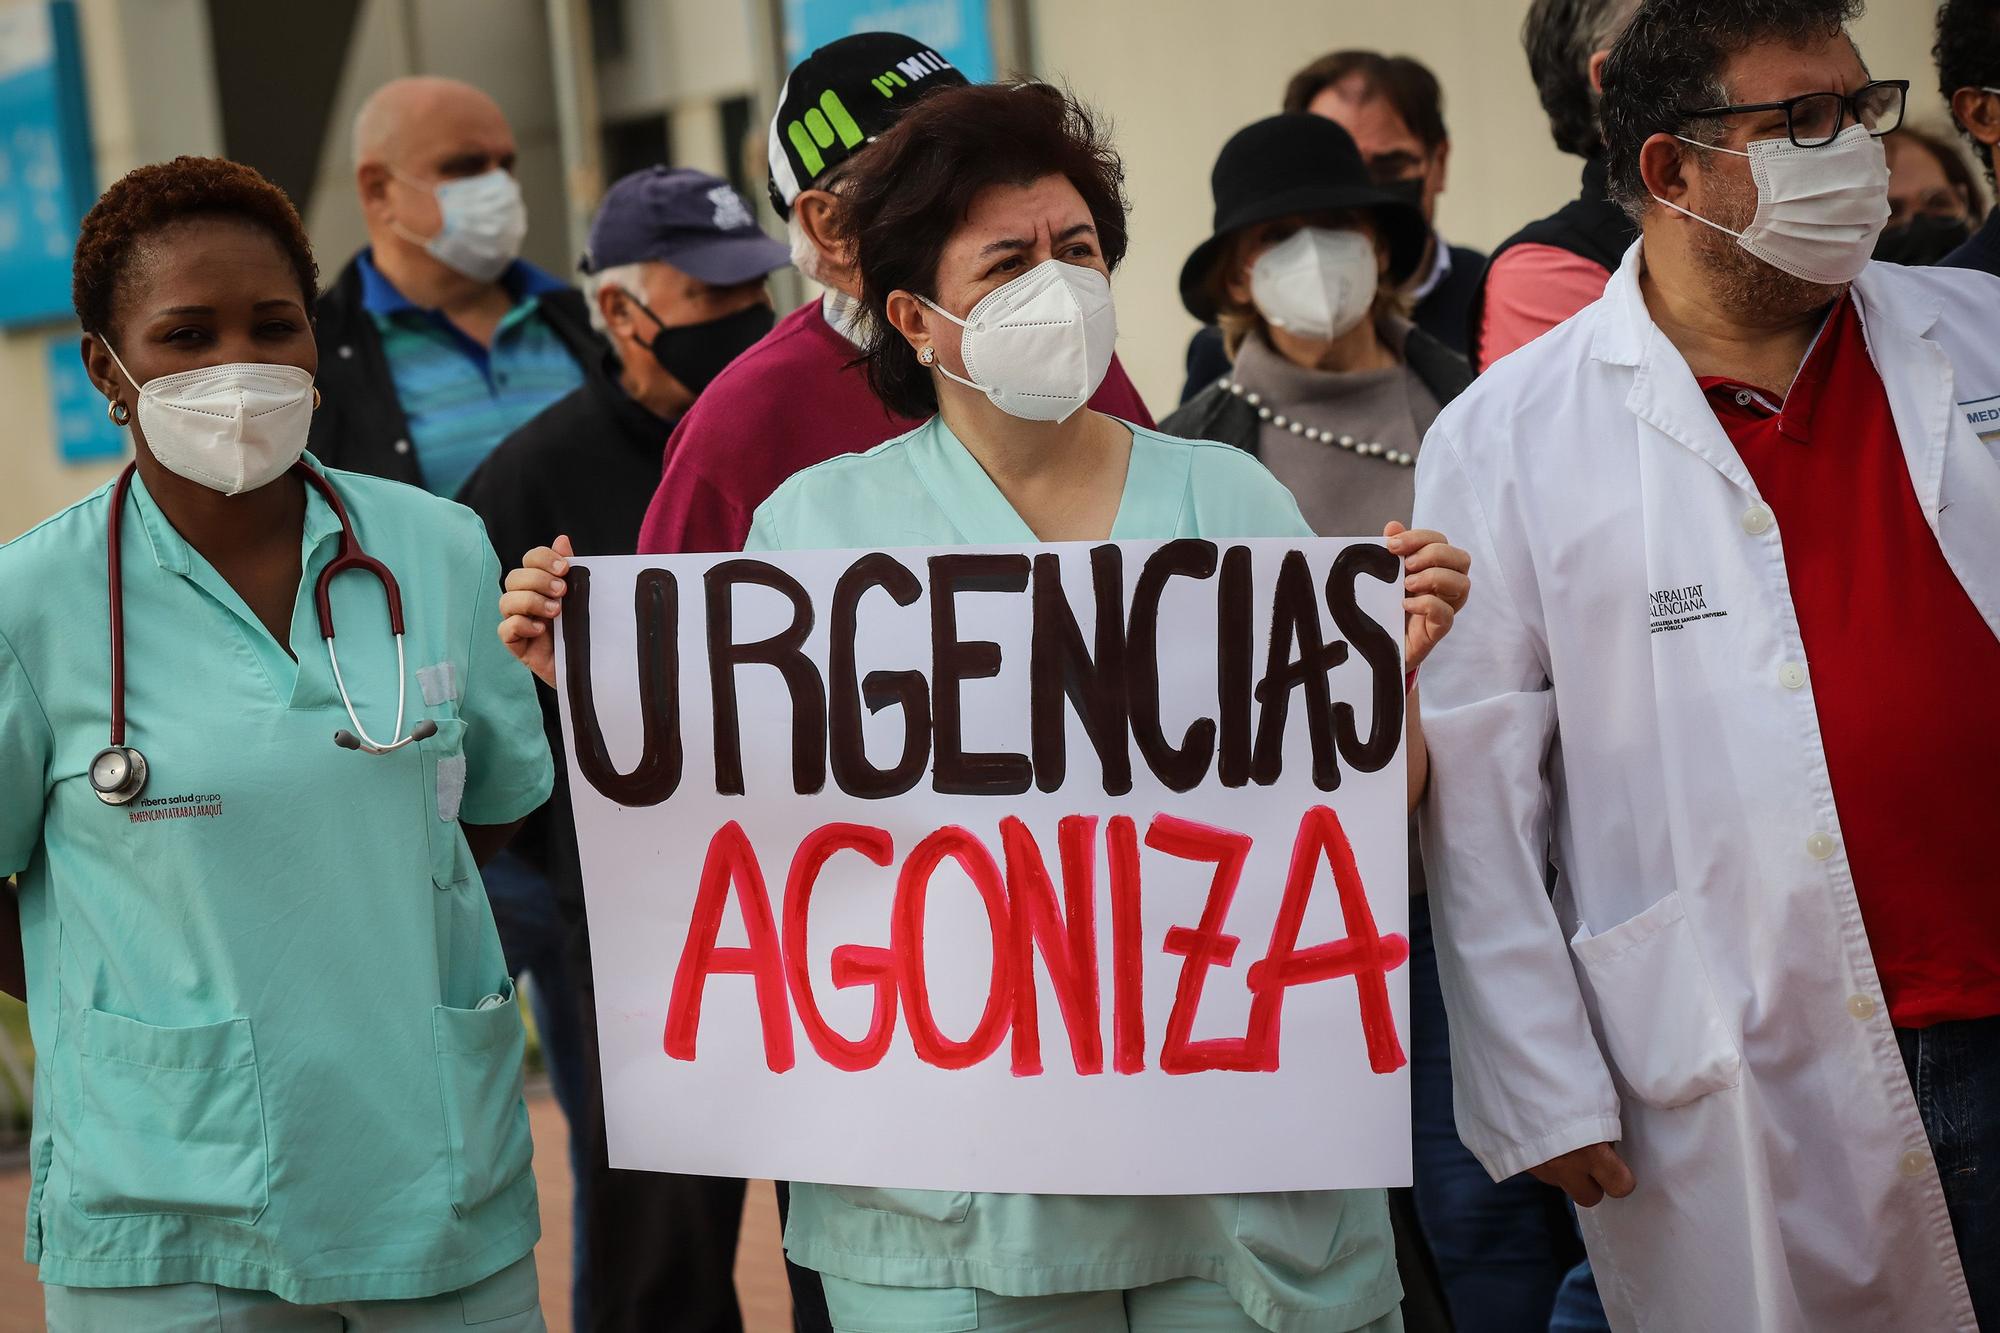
99;460;431;798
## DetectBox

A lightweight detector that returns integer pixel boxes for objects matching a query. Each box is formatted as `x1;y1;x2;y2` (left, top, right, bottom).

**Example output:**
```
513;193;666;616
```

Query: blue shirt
0;462;554;1301
358;250;587;498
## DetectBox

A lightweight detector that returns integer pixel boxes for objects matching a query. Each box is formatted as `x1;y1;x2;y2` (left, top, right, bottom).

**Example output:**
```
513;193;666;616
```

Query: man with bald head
309;76;598;496
309;77;600;1329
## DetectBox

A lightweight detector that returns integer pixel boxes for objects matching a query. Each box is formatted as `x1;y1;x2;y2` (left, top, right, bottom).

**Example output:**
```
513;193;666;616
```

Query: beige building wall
0;0;223;543
1032;0;1948;410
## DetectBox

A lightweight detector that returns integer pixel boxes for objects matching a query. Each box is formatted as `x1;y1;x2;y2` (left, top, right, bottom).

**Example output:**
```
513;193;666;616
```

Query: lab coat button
1846;994;1876;1020
1806;832;1836;860
1900;1149;1931;1178
1779;662;1807;689
1742;505;1774;535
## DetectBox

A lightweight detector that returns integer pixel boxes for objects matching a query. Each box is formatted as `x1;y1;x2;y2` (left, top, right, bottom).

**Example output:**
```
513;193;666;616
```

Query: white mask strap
1650;193;1746;241
915;294;988;392
100;339;141;394
1675;133;1750;159
917;293;974;331
1655;135;1757;239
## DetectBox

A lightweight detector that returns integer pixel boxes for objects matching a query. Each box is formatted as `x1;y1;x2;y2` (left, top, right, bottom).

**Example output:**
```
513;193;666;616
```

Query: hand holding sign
497;533;573;686
1385;522;1470;672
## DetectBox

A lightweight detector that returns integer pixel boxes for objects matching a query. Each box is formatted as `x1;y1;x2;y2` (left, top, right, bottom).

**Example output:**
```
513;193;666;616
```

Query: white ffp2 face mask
104;343;316;495
1654;122;1890;285
1250;227;1380;342
394;168;528;282
919;259;1117;422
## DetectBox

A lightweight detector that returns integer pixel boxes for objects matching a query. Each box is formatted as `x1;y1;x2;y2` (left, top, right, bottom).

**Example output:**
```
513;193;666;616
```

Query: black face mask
629;299;777;397
1872;214;1973;267
1376;176;1426;209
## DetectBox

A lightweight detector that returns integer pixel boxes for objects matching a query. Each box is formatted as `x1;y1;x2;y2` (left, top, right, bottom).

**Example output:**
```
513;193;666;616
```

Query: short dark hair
1935;0;2000;182
1601;0;1864;218
72;155;319;338
1523;0;1642;157
1281;52;1448;151
838;82;1129;421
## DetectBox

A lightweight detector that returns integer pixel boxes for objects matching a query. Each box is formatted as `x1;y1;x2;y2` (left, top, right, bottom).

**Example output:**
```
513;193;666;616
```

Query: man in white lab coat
1413;0;2000;1329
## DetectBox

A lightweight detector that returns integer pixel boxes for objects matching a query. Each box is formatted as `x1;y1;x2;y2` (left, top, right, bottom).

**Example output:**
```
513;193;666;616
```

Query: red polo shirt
1699;295;2000;1028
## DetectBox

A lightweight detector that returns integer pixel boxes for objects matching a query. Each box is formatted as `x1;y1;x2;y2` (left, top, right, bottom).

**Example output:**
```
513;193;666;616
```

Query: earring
918;346;936;366
107;399;131;426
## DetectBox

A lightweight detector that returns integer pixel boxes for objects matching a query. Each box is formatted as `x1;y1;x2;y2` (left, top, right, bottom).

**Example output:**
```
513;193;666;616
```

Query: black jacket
306;253;602;487
1466;153;1638;371
456;355;677;983
1161;323;1472;456
1942;207;2000;279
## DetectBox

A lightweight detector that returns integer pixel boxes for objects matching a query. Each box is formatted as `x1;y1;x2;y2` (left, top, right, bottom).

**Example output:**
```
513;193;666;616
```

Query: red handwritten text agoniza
563;540;1410;1080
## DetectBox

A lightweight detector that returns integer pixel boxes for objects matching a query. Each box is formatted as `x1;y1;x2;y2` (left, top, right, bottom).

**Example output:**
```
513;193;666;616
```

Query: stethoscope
89;460;437;807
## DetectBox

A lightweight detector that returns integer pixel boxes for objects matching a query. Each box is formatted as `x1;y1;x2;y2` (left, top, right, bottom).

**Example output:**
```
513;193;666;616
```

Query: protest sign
558;537;1410;1195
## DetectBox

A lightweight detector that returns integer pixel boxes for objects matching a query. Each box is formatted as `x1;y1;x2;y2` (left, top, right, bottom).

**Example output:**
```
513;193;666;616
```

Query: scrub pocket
1570;892;1742;1109
1233;1187;1379;1276
459;1251;543;1324
423;716;475;890
433;980;534;1218
826;1185;974;1224
821;1274;979;1332
71;1008;269;1222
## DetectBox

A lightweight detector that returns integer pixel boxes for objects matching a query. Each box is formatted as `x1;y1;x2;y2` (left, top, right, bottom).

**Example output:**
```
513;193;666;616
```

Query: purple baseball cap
580;166;791;285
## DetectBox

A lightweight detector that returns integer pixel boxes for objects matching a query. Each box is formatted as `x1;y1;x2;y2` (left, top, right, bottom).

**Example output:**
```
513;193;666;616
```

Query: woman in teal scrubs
0;158;554;1329
503;85;1469;1332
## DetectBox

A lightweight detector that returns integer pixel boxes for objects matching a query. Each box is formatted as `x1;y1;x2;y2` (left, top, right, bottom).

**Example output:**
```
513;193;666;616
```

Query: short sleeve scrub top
0;459;555;1302
747;415;1403;1333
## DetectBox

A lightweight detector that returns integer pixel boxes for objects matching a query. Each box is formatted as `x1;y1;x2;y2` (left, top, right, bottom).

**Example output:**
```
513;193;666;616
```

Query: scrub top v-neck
0;458;554;1303
747;414;1404;1333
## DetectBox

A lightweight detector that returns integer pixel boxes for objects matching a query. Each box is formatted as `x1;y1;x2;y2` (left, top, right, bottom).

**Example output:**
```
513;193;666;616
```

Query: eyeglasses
1681;79;1908;148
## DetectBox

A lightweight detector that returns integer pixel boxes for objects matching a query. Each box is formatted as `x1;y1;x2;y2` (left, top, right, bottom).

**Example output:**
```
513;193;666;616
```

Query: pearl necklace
1218;377;1416;467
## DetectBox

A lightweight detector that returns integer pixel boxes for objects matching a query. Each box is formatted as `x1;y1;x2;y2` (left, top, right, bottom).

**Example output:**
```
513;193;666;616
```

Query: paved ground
0;1087;795;1332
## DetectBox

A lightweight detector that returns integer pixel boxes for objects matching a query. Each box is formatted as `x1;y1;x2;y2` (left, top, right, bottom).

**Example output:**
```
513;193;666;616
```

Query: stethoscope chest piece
89;745;148;806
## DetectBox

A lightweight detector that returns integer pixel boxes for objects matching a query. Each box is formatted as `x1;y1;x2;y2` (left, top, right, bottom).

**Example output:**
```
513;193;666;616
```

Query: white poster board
558;538;1411;1195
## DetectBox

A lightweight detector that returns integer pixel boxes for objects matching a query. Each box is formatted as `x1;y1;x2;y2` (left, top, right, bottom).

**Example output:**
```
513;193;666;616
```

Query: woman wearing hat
1161;114;1471;536
1165;117;1575;1333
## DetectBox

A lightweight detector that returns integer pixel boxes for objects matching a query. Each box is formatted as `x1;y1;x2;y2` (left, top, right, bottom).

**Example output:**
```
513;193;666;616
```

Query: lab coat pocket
72;1009;269;1222
432;980;534;1219
423;717;475;890
1570;893;1742;1109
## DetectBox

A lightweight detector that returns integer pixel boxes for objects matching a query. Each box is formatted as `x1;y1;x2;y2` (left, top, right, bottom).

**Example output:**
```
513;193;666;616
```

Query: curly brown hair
71;155;319;336
835;82;1129;420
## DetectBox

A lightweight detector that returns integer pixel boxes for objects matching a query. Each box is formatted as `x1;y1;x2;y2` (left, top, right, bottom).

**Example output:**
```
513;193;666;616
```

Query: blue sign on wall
783;0;995;83
46;330;126;464
0;2;96;329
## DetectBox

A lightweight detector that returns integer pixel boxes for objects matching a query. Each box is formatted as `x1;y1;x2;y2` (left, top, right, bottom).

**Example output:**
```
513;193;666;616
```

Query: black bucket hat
1178;114;1430;323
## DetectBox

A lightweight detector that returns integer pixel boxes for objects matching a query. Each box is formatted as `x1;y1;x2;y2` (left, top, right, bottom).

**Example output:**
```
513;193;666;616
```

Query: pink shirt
1474;243;1613;372
636;299;1155;555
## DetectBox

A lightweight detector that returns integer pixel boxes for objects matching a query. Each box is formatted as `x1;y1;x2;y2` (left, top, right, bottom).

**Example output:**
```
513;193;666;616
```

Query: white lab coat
1412;244;1999;1333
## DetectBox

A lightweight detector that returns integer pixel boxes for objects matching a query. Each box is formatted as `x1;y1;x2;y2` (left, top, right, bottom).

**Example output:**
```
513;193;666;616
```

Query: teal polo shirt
358;250;587;498
0;460;554;1301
